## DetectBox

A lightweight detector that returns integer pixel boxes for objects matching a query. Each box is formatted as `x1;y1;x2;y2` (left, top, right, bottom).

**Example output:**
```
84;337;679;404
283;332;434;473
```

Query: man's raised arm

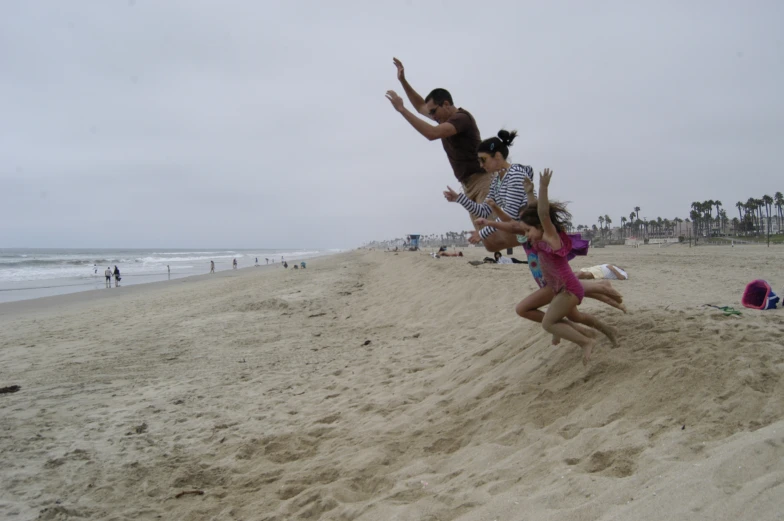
394;58;427;116
385;90;457;141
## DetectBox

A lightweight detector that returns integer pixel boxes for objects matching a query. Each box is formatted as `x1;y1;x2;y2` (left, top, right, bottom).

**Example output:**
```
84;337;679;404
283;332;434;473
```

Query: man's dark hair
425;88;453;106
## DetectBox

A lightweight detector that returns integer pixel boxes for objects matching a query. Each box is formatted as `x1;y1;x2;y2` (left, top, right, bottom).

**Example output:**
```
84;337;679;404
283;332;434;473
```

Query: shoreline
0;252;344;315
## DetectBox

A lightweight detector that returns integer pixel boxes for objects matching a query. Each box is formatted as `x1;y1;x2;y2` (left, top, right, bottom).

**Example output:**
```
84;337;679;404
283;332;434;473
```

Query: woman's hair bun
497;129;518;147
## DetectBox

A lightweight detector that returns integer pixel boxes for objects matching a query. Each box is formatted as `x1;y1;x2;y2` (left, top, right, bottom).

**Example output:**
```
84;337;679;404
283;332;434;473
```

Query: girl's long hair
519;201;572;233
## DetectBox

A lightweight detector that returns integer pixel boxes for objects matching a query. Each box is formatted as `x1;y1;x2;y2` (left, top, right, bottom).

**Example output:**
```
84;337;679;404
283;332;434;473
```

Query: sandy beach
1;244;783;520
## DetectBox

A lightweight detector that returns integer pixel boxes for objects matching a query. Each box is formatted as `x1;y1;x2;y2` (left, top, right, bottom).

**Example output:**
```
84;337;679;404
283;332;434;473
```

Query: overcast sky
1;1;782;249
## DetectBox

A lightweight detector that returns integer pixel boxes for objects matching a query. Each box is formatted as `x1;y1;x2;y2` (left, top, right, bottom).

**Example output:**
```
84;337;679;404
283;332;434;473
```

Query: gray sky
2;1;782;249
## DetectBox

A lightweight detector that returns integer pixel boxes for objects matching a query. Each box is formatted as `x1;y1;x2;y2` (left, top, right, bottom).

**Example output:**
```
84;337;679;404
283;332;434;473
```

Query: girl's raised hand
475;218;490;227
522;176;534;192
539;168;553;187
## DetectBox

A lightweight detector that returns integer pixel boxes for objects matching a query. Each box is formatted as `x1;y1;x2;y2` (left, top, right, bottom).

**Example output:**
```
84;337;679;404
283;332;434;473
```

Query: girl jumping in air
479;169;617;365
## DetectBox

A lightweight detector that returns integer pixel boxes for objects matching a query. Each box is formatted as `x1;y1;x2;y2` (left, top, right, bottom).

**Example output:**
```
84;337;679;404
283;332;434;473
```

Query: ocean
0;248;338;304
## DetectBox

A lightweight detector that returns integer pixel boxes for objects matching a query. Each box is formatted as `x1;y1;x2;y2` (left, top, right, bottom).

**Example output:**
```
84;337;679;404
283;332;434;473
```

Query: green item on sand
704;304;742;316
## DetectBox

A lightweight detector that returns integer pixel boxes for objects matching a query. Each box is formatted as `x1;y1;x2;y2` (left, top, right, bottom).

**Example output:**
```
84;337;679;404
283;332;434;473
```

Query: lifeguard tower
408;234;421;251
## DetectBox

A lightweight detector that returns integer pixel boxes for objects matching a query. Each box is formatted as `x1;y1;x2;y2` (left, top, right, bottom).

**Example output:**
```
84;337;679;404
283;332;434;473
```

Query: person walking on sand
167;264;170;278
386;58;515;250
233;258;238;269
113;265;121;287
104;267;112;288
210;260;215;274
265;257;269;265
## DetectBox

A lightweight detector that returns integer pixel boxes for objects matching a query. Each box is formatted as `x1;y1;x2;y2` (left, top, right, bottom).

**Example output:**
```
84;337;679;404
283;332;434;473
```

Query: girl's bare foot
552;335;561;345
600;325;619;347
582;339;596;366
597;280;622;300
583;328;599;339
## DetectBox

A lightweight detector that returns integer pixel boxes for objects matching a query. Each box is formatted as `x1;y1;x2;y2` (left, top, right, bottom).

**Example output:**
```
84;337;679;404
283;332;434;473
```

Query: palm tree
745;198;757;235
775;192;783;233
689;210;699;241
604;215;612;238
634;206;641;223
690;202;702;237
621;216;627;238
598;216;605;237
629;212;637;236
731;217;740;234
714;200;723;233
756;198;765;236
703;201;714;236
763;195;774;238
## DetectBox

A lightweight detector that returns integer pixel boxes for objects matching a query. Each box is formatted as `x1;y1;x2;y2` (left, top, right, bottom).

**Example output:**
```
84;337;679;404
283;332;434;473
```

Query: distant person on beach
577;264;629;280
283;261;288;269
104;267;112;288
93;264;97;276
491;251;525;264
255;257;259;266
167;265;170;278
300;261;306;269
443;130;532;251
113;266;121;287
210;260;215;274
265;258;269;265
387;58;515;245
233;258;238;269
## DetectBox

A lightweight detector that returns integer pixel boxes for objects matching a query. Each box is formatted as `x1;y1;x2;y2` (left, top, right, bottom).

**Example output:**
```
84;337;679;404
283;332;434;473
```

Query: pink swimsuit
532;231;585;303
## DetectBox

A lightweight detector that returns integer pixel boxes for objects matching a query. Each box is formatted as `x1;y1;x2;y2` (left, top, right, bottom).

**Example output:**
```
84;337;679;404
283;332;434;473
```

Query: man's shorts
460;171;494;231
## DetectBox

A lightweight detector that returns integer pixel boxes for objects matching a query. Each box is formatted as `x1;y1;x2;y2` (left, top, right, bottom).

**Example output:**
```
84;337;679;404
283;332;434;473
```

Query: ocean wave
136;254;243;263
150;251;235;255
0;258;120;267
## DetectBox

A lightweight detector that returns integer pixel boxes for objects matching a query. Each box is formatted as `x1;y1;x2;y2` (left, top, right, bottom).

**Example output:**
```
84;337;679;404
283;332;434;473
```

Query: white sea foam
0;248;333;285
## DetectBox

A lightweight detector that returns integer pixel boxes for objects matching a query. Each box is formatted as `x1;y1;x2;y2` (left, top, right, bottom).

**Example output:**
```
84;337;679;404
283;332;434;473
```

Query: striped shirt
456;163;533;239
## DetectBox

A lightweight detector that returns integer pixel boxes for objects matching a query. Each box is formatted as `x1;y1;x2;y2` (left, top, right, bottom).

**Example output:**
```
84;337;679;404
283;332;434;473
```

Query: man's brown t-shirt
442;108;482;183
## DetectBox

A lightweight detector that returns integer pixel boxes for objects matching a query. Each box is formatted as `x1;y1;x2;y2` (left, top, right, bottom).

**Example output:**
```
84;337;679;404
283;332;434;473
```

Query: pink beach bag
741;280;780;310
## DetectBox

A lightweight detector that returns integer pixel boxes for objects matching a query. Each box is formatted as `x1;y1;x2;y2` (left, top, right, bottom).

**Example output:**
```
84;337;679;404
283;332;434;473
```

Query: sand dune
1;245;783;520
